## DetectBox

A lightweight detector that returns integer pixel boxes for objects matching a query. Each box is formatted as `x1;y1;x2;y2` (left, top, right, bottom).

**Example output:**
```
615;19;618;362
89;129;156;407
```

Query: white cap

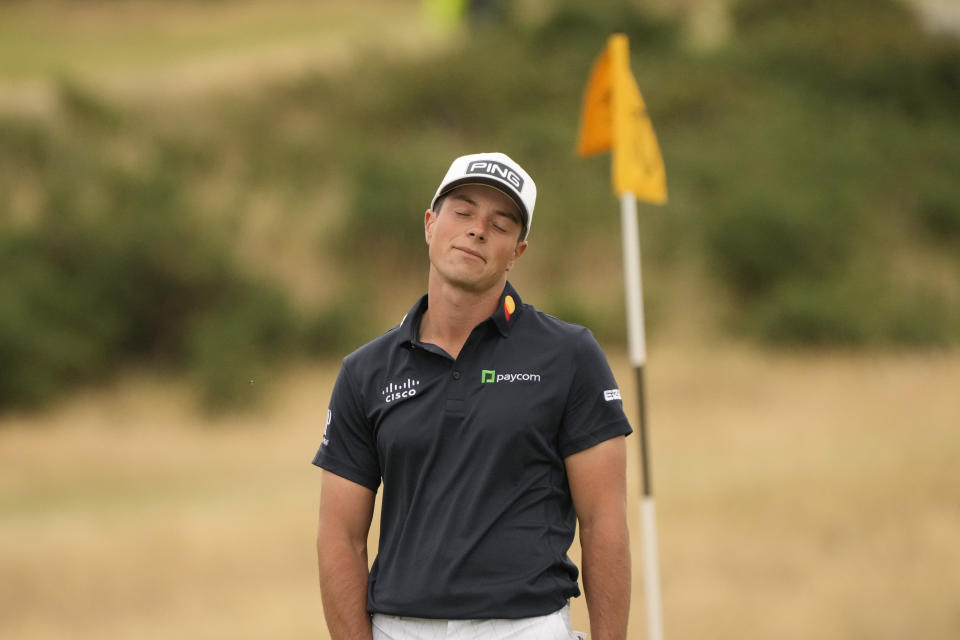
430;152;537;241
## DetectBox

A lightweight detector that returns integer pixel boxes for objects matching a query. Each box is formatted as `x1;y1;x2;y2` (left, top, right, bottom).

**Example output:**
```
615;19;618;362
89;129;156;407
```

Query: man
315;152;631;640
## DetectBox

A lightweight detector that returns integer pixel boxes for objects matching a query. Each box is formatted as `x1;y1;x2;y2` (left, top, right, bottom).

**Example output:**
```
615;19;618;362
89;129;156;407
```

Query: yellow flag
577;34;667;204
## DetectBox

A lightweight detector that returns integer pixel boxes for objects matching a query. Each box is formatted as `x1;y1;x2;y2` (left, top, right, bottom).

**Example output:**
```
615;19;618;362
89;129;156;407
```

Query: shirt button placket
446;368;465;415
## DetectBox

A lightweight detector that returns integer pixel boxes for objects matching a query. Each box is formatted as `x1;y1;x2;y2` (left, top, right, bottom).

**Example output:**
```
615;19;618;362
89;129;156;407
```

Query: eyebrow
450;193;521;226
494;210;522;227
450;193;477;207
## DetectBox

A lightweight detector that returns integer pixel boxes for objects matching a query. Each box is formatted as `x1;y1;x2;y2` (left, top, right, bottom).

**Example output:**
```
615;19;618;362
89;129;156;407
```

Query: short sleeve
558;329;633;458
312;361;381;492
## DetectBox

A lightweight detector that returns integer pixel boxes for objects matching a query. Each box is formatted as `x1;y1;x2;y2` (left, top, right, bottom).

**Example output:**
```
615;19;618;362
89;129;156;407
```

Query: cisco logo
382;378;420;404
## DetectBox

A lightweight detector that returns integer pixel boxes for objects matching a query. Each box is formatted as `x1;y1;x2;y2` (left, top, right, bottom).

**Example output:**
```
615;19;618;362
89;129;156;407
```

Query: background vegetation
1;0;958;409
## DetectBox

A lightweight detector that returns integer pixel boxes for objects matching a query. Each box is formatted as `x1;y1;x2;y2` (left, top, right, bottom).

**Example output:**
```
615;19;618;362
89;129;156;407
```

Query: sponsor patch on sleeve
322;409;332;446
603;389;622;402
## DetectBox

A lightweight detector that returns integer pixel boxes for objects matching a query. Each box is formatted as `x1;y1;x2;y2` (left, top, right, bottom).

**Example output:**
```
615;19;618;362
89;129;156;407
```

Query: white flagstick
620;192;664;640
620;193;646;368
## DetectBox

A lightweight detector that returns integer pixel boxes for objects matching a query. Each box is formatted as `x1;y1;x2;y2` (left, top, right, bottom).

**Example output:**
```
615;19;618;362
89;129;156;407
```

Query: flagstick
620;192;665;640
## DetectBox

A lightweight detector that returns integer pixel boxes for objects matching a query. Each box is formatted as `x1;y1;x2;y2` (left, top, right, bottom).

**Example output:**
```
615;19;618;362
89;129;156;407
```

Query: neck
420;272;505;359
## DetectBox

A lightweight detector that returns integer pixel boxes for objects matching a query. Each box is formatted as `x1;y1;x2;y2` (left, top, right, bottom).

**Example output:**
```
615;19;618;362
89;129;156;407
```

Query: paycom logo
481;369;541;384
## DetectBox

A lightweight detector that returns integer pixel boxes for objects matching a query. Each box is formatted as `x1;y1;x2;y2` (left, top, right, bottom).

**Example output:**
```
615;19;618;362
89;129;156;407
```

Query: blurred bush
532;0;679;51
340;150;436;263
747;272;957;347
703;188;857;300
0;97;299;410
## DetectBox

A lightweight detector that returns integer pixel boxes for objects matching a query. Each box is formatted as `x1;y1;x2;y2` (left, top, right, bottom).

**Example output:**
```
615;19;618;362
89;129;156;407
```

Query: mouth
454;246;486;262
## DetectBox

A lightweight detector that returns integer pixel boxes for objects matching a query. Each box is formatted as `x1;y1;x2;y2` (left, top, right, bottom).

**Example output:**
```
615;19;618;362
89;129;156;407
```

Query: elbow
317;516;368;563
579;508;630;548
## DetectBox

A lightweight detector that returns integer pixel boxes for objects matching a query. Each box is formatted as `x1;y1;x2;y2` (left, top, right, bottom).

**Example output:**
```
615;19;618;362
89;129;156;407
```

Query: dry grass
1;345;959;639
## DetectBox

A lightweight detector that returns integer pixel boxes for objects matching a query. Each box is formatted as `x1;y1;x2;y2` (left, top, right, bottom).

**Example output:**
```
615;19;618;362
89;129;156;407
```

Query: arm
566;436;631;640
317;470;376;640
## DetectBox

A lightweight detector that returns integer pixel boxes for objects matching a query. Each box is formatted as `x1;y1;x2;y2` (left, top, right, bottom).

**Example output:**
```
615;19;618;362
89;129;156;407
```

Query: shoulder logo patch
322;409;332;446
603;389;622;401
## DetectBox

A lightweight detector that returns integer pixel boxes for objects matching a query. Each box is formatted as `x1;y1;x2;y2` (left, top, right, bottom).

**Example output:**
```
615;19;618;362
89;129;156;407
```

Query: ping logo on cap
466;160;525;191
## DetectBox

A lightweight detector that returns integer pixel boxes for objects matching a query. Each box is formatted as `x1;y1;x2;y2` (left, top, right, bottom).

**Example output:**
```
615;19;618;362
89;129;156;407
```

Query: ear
504;240;528;272
424;209;438;244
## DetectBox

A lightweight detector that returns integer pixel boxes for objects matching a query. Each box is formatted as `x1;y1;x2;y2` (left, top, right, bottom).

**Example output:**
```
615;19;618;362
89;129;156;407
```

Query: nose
467;223;486;241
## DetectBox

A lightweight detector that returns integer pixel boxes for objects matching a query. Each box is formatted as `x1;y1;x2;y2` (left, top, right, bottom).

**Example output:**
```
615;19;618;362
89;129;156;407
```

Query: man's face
424;184;528;294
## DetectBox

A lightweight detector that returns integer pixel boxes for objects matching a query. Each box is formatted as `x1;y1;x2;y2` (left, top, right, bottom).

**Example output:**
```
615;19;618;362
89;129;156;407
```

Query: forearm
580;515;631;640
317;532;372;640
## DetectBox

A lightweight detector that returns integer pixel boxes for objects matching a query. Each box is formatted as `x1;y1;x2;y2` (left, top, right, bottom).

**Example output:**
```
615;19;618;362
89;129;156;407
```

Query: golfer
314;152;632;640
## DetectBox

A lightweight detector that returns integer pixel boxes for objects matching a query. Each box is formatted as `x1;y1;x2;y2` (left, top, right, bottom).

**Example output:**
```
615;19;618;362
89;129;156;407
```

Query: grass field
0;0;429;77
2;345;958;639
0;0;439;113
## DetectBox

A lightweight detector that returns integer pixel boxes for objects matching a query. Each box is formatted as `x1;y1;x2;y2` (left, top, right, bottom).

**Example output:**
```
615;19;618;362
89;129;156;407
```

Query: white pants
371;603;586;640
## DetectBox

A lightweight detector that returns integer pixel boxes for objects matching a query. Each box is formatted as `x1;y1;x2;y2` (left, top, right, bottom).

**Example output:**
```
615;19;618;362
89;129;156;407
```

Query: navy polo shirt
313;282;631;620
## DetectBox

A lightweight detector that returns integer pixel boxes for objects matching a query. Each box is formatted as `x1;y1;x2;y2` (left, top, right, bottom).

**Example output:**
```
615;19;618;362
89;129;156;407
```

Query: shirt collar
398;293;429;347
491;281;522;337
397;281;523;346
